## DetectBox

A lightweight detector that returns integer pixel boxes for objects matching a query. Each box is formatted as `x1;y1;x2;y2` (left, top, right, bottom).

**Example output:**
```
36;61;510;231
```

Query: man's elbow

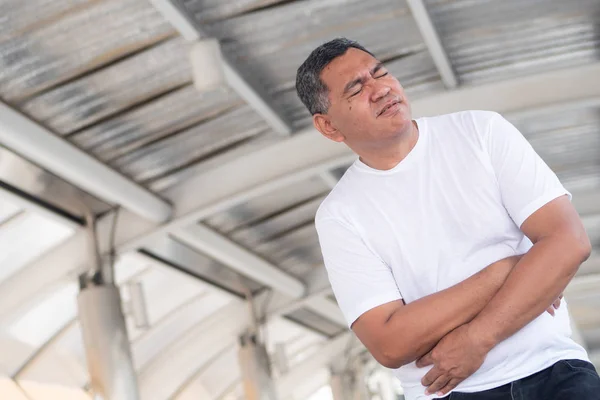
579;239;592;263
570;230;592;264
371;343;414;369
375;350;406;369
555;231;592;276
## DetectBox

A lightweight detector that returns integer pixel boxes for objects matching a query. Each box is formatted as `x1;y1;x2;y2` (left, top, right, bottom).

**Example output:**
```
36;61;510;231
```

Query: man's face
315;48;412;147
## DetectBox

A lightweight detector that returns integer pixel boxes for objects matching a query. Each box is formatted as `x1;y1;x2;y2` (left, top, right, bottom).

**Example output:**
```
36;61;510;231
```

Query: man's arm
469;195;590;347
417;196;590;397
352;255;520;369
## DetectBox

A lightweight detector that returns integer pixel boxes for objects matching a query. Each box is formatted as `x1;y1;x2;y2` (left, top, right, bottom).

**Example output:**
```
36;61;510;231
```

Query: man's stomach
394;301;589;400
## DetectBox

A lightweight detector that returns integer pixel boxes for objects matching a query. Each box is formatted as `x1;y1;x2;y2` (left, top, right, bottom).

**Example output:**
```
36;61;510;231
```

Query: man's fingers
421;366;443;387
553;297;561;309
547;296;563;315
437;378;463;396
416;352;434;368
425;374;450;396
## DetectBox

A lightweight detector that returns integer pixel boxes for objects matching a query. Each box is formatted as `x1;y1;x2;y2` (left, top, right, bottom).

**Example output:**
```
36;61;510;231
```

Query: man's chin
388;114;413;129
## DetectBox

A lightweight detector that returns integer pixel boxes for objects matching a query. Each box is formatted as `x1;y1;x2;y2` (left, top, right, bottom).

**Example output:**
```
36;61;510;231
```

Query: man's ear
313;113;345;143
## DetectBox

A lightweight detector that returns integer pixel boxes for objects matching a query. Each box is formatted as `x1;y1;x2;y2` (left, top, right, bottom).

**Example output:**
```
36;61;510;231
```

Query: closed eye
350;87;362;97
375;72;389;79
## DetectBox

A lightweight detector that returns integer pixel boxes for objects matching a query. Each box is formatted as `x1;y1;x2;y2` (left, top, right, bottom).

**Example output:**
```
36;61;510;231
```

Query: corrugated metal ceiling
426;0;600;84
1;0;599;398
0;0;175;103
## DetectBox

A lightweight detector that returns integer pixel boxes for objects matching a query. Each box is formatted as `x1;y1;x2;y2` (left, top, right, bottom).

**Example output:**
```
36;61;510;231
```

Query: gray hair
296;38;374;115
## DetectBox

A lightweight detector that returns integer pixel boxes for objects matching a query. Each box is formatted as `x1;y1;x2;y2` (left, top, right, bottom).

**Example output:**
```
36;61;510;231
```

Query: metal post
330;367;369;400
238;333;278;400
374;369;398;400
77;207;139;400
78;284;139;400
329;371;349;400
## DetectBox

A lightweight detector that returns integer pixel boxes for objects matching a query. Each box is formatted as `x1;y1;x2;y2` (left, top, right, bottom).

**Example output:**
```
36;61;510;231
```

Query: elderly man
295;38;599;399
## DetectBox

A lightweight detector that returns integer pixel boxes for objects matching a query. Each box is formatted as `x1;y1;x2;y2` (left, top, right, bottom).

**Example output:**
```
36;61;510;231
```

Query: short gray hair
296;38;374;115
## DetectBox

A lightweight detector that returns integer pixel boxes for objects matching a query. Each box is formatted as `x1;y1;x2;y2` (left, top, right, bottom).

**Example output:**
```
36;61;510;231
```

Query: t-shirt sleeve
315;215;402;328
483;112;571;228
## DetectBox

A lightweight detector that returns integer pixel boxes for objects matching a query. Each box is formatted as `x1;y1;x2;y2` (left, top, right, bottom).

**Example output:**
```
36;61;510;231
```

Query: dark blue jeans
443;360;600;400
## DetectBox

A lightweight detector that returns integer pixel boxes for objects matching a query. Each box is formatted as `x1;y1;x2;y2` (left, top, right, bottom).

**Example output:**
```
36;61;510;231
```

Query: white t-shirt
315;110;589;400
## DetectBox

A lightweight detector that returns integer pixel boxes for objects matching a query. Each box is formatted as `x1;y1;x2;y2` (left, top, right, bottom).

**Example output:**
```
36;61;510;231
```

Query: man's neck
358;120;419;171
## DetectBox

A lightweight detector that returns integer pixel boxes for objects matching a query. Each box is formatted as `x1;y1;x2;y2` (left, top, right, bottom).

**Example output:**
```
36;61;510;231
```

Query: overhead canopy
0;1;599;399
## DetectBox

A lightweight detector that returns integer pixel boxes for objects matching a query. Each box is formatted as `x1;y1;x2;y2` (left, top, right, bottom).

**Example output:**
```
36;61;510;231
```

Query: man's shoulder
315;182;351;223
315;168;363;225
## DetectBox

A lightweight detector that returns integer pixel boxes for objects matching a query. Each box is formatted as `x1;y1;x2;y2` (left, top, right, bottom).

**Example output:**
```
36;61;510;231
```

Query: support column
78;283;139;400
374;369;398;400
238;333;278;400
330;367;369;400
330;370;351;400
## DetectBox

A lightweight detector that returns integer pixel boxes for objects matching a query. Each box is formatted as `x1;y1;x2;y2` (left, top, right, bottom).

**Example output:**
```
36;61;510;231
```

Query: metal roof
0;0;599;399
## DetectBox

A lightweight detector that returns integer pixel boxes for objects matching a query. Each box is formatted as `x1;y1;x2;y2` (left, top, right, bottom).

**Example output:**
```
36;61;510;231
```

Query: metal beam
405;0;458;88
411;62;600;118
118;131;355;253
0;102;172;222
171;224;348;324
149;0;293;135
0;185;81;230
304;297;347;327
173;224;305;298
0;233;85;322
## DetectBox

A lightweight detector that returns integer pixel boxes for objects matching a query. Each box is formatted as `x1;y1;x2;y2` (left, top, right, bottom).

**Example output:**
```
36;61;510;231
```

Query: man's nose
371;84;390;102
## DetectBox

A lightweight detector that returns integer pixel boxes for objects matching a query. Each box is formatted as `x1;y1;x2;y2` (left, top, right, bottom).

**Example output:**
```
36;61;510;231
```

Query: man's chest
349;156;522;299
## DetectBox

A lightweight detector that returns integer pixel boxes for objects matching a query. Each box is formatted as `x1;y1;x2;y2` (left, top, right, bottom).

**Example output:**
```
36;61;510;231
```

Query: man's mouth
378;100;401;117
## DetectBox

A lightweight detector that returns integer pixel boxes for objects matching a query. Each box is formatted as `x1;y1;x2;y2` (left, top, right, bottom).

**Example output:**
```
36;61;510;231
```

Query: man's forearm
468;236;590;350
381;257;518;367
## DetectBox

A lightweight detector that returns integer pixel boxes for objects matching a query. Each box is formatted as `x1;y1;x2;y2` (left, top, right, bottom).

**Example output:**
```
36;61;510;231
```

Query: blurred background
0;0;599;399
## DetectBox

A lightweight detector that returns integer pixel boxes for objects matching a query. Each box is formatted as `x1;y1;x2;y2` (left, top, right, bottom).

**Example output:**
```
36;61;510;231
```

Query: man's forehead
325;48;378;74
322;48;379;89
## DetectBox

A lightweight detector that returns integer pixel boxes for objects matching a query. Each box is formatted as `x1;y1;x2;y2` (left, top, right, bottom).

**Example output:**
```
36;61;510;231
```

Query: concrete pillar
78;284;139;400
238;333;278;400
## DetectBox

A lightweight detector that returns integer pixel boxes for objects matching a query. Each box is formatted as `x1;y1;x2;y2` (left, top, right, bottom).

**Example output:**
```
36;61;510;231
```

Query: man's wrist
466;318;499;353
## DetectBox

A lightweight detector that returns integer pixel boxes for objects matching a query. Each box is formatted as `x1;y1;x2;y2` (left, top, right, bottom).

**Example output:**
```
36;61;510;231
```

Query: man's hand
546;294;563;316
416;324;491;397
416;293;564;396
